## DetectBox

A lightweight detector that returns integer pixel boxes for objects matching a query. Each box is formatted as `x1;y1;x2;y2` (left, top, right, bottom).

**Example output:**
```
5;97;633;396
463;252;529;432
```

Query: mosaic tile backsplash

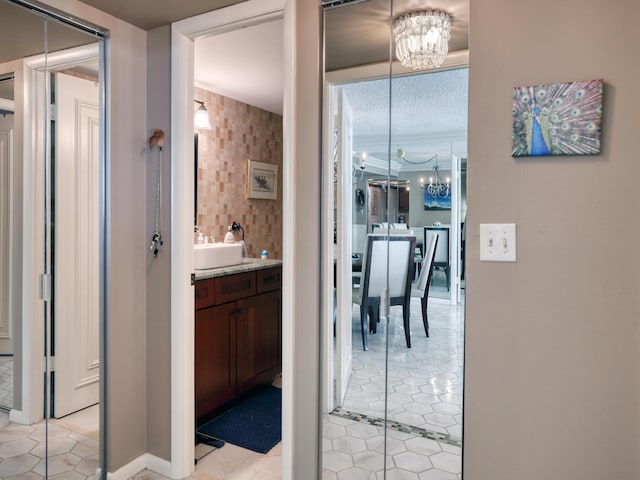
195;87;283;259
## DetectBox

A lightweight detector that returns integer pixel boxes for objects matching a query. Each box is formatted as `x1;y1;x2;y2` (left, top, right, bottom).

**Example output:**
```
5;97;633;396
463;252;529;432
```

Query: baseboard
9;408;29;425
106;453;173;480
146;454;173;477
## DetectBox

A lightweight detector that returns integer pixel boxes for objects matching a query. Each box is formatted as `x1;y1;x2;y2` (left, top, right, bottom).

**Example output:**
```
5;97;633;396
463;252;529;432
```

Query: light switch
480;223;516;262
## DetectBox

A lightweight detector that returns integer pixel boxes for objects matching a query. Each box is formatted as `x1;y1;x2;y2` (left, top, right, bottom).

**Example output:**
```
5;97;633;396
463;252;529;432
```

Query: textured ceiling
343;68;468;171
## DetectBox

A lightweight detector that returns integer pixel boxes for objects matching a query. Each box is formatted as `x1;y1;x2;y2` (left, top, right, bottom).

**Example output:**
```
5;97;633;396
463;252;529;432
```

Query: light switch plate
480;223;517;262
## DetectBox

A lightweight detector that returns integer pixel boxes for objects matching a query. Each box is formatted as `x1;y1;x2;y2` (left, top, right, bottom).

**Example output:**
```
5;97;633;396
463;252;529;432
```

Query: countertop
192;257;282;281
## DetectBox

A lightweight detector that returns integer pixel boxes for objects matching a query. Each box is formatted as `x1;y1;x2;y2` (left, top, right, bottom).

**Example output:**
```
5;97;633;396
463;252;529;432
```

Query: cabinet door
236;290;282;395
195;302;237;420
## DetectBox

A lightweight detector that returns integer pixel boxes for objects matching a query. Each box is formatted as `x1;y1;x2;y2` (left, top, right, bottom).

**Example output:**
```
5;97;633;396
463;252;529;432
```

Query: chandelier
393;10;451;70
421;159;451;198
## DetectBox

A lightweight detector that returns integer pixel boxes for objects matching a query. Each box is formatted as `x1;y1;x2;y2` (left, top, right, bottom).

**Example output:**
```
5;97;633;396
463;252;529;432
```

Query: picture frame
512;79;604;157
247;159;278;200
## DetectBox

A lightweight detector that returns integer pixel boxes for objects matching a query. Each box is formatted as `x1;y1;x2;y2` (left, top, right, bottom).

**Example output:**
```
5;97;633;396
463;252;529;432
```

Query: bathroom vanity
193;258;282;422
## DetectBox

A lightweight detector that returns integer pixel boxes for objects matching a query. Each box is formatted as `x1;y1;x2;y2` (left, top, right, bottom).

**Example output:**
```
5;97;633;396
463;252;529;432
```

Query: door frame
169;2;287;477
321;84;354;413
321;52;469;417
15;43;101;426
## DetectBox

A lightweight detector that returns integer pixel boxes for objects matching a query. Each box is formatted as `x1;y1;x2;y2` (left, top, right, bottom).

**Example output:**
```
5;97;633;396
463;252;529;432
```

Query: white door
335;88;353;406
0;128;12;355
53;72;100;417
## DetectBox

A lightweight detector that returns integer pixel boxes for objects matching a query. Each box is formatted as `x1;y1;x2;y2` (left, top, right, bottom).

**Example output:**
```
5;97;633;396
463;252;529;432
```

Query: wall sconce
352;151;367;180
358;151;367;170
194;99;211;129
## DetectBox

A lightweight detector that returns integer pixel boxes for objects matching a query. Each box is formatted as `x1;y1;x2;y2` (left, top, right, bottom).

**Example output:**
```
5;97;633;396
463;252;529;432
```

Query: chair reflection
412;232;439;337
352;234;416;350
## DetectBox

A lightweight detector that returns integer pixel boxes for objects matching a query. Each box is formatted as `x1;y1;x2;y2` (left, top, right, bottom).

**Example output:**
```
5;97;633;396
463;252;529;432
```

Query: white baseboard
9;408;29;425
146;454;173;477
106;453;173;480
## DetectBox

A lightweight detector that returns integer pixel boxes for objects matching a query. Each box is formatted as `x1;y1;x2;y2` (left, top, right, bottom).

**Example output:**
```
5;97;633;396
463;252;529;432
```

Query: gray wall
145;25;172;461
465;0;640;478
41;0;150;471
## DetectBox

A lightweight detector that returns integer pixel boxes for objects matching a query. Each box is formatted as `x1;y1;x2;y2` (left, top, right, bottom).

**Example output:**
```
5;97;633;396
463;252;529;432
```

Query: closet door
322;0;396;477
0;2;107;478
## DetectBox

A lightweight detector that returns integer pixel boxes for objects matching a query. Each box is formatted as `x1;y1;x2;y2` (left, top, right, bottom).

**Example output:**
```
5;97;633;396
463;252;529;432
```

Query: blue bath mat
197;386;281;454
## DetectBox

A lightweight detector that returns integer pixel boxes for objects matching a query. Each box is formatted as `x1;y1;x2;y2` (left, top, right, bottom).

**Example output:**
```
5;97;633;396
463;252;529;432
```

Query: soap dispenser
197;231;204;244
224;226;235;244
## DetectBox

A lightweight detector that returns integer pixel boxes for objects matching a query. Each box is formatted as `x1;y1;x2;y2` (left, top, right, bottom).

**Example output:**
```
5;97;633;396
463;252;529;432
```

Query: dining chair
352;234;416;350
412;232;439;337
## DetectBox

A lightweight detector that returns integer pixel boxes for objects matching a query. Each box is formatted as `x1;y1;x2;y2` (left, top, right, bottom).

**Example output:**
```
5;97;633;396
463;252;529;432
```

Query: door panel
335;88;353;406
53;72;100;417
236;290;282;395
195;303;237;420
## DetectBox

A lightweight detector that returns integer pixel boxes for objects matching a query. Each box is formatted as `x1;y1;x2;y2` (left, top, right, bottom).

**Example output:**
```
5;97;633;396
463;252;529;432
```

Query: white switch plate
480;223;517;262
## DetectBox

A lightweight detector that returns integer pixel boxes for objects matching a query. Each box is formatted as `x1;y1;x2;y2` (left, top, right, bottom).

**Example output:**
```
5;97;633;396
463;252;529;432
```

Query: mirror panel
322;1;466;478
0;1;106;478
322;0;396;476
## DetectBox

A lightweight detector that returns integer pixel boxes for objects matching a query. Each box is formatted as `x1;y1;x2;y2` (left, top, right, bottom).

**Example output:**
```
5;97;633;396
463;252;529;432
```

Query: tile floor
321;296;464;480
0;404;99;479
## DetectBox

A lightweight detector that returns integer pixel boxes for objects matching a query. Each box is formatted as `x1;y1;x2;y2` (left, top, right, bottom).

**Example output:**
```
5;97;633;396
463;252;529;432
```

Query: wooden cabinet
237;290;282;395
195;266;282;422
195;302;236;418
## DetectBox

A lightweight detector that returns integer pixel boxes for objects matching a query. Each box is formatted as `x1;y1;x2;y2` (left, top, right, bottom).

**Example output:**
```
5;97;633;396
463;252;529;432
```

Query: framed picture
247;159;278;200
512;79;604;157
423;189;451;210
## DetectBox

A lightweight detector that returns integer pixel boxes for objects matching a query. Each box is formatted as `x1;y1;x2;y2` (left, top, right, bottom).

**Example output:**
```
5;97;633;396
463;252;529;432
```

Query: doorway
170;1;289;477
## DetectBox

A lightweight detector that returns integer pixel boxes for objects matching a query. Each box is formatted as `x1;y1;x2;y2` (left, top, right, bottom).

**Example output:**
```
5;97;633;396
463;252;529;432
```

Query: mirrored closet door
0;1;107;477
321;0;466;478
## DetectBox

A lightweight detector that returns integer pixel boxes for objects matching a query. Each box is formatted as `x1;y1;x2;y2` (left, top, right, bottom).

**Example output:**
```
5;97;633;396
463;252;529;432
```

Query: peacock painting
512;79;603;157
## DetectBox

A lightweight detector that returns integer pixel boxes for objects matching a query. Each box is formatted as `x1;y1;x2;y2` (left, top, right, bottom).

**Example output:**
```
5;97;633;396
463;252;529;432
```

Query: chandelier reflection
421;159;450;198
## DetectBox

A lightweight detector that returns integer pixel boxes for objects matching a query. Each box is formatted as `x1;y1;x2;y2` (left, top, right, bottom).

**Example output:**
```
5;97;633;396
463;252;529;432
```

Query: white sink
194;243;243;270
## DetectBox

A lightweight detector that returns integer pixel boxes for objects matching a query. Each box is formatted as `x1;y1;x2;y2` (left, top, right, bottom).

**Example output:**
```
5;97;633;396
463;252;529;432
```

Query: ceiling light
393;10;451;70
194;100;211;129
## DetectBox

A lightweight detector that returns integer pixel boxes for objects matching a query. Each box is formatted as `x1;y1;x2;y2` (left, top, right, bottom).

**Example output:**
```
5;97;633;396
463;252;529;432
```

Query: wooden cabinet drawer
215;271;256;304
194;278;216;310
256;267;282;294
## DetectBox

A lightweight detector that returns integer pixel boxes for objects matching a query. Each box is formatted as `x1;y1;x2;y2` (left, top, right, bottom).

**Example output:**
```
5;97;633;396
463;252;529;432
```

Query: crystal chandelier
393;10;451;70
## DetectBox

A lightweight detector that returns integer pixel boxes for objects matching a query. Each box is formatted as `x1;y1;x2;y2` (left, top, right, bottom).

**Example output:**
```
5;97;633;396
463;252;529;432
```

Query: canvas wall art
512;79;603;157
423;189;451;210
